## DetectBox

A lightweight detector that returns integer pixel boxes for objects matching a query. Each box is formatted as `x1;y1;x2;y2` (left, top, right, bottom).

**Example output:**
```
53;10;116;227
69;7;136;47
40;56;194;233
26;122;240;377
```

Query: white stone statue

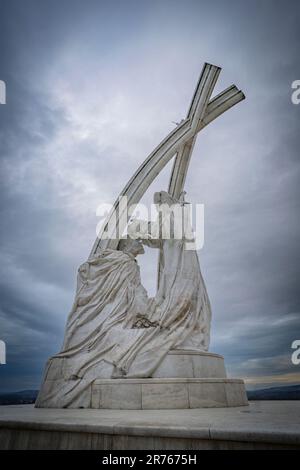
35;191;211;408
36;63;248;409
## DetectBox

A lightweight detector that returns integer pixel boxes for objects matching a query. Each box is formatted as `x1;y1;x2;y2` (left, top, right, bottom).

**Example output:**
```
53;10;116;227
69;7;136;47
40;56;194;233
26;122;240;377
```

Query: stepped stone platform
90;351;248;409
0;401;299;449
42;351;248;409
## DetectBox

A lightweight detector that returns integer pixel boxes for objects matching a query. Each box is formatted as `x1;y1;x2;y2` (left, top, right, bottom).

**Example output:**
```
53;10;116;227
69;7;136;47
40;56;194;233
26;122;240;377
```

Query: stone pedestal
38;350;248;409
91;350;248;409
152;350;226;378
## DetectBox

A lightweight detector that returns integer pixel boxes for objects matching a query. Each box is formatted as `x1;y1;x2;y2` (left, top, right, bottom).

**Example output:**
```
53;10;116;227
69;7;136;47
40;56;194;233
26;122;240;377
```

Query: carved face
118;238;144;257
154;190;175;207
129;239;145;257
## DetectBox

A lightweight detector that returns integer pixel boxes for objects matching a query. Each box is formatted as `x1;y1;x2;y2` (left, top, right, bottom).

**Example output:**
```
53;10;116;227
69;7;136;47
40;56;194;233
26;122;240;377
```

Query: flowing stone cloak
36;227;211;408
35;249;151;408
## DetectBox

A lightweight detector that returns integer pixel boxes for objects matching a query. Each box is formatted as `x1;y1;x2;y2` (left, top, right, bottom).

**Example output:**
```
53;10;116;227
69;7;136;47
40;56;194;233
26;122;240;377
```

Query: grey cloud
0;0;300;392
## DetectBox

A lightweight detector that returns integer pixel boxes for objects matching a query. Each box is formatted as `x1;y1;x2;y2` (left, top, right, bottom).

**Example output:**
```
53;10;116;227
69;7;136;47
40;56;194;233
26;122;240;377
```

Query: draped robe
36;202;211;408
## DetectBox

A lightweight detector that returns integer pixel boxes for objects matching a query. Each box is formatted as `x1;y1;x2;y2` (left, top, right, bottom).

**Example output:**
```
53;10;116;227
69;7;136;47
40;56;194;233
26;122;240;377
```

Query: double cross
91;63;245;255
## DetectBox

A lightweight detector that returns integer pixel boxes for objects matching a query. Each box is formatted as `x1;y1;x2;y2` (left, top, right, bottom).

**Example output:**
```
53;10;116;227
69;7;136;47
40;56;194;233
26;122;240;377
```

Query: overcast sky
0;0;300;393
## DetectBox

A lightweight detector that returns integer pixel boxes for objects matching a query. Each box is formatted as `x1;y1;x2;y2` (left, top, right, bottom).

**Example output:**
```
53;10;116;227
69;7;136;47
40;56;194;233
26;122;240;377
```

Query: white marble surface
92;63;245;253
36;221;214;408
153;350;226;378
0;402;299;449
36;62;246;411
91;378;248;409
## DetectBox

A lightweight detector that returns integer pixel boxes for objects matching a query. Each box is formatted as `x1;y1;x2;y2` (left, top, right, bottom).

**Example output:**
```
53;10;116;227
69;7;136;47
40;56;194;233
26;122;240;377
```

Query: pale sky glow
0;0;300;392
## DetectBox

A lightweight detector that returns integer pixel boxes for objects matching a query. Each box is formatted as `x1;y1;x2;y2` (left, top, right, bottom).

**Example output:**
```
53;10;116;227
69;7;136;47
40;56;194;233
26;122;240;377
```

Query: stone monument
35;63;248;409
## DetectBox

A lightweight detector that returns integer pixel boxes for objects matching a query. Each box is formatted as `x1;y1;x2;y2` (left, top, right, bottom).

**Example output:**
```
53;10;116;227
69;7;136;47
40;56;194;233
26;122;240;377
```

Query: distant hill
247;384;300;400
0;390;38;405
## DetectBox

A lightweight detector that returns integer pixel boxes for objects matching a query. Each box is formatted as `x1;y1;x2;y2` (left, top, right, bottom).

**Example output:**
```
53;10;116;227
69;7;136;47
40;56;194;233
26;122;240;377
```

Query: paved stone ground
0;401;299;449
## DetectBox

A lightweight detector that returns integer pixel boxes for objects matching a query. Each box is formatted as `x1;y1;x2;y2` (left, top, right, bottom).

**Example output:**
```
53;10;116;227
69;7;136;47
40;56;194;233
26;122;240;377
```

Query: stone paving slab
0;401;299;448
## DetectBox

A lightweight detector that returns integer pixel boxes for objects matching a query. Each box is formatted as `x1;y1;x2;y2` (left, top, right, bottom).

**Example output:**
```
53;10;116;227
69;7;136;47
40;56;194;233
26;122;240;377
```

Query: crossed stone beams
168;82;244;199
91;63;245;255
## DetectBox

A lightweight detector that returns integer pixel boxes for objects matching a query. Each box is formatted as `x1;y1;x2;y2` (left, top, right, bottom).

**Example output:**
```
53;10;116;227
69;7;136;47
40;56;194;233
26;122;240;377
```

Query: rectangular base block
91;378;248;409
